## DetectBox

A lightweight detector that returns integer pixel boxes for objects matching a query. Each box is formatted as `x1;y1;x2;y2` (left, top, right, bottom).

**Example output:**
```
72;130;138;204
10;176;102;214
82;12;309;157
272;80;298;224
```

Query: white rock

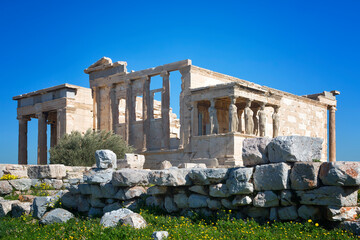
100;208;134;227
95;150;117;169
152;231;169;240
40;208;74;224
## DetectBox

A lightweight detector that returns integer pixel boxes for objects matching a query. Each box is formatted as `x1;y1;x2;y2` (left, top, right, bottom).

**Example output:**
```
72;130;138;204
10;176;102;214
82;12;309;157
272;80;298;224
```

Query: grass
0;207;357;240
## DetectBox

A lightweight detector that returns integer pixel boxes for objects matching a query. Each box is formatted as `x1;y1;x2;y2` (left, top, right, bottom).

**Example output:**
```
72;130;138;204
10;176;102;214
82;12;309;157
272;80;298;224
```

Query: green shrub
49;129;133;166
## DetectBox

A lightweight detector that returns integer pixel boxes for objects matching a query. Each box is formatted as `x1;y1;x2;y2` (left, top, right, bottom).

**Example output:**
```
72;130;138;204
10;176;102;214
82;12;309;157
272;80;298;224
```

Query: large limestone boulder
11;202;31;217
297;205;322;220
326;206;360;221
296;186;358;206
253;163;290;191
232;195;252;206
226;167;254;195
78;184;92;195
83;168;113;184
8;179;32;191
173;193;188;208
280;190;296;206
0;200;19;217
40;208;74;225
61;192;79;209
278;206;298;220
3;165;28;178
164;196;179;213
159;161;172;170
253;191;279;207
117;154;145;169
112;169;149;187
209;183;230;198
151;231;169;240
95;150;117;169
123;186;146;200
32;196;52;219
319;162;360;186
27;165;66;179
290;162;321;190
188;194;209;208
188;168;228;185
100;208;134;227
120;213;147;229
147;186;168;195
268;136;323;163
149;169;191;186
189;185;208;195
242;137;271;166
0;181;13;195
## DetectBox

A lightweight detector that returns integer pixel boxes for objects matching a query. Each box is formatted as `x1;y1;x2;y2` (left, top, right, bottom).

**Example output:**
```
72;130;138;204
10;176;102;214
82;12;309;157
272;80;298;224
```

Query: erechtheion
13;57;340;168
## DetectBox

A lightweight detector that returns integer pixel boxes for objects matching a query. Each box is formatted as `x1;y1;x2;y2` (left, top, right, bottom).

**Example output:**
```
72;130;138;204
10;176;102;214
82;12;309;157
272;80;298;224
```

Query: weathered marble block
149;169;191;186
112;169;149;187
188;168;228;185
83;168;113;184
242;137;271;166
290;162;321;190
253;163;291;191
95;150;117;169
28;164;66;179
320;162;360;186
268;136;323;163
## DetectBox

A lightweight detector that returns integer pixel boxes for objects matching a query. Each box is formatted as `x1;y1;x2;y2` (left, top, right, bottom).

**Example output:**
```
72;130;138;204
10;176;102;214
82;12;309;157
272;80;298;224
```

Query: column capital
229;96;237;104
329;105;337;111
160;71;170;77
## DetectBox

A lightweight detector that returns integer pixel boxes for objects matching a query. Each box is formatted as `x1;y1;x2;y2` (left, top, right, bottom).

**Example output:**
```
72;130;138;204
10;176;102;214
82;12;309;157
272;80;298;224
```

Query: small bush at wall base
49;129;134;166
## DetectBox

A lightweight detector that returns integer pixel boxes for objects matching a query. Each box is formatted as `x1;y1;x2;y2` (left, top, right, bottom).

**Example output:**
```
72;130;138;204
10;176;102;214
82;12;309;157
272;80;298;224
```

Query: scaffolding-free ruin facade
13;57;339;167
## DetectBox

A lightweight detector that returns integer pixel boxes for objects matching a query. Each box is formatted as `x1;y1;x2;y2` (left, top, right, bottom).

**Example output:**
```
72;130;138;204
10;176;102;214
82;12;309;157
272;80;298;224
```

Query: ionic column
50;122;57;148
17;116;30;165
91;87;97;131
209;99;219;134
142;76;151;151
125;80;134;145
37;112;48;165
329;106;337;162
191;102;198;137
110;86;119;133
228;96;238;132
161;71;170;149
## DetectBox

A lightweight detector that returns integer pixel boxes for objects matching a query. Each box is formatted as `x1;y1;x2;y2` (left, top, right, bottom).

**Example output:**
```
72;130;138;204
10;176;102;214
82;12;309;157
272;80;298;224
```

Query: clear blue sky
0;0;359;164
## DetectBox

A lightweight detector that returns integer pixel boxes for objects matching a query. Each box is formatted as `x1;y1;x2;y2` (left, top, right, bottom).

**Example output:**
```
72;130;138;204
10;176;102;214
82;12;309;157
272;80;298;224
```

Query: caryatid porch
188;82;282;165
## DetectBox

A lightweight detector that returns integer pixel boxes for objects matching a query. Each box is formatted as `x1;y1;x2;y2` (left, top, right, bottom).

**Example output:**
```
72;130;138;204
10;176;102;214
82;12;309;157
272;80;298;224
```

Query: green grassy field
0;208;357;240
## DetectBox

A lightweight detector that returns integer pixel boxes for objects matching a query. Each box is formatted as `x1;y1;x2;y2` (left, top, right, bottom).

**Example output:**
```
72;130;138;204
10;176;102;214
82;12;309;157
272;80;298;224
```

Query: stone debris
268;136;323;163
40;208;74;224
242;137;271;166
95;150;117;169
151;231;169;240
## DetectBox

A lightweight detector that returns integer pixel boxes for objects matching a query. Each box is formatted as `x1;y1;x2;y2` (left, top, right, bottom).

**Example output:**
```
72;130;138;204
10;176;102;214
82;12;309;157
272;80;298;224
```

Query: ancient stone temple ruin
13;57;340;167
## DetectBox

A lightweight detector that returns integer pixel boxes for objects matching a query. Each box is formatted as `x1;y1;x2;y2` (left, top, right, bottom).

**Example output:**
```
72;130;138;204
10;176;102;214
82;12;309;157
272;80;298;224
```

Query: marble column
18;116;30;165
125;80;134;145
91;87;97;131
209;99;219;134
57;108;66;140
142;76;151;151
191;102;198;137
329;106;337;162
161;71;170;149
110;86;119;134
228;96;238;132
50;122;57;148
37;112;47;165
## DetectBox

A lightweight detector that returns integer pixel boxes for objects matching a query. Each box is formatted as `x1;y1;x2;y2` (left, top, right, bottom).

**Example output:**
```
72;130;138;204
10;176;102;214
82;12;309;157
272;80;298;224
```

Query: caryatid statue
228;96;238;132
253;107;259;135
244;99;254;135
209;99;219;134
272;106;280;138
259;102;267;137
